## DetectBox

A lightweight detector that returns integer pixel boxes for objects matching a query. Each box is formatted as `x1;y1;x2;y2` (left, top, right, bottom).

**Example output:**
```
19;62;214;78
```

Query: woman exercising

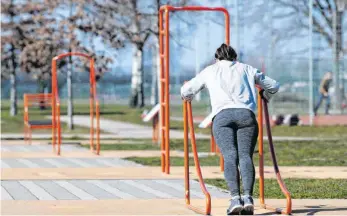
181;43;279;215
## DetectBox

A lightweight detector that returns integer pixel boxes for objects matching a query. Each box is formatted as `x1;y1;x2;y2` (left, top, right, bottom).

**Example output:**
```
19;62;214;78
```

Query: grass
2;100;346;139
123;139;347;166
81;139;212;151
1;102;97;134
265;125;347;138
101;103;347;138
205;178;347;199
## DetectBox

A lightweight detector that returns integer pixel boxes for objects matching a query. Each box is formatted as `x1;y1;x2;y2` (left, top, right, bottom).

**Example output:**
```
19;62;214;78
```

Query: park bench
23;93;54;144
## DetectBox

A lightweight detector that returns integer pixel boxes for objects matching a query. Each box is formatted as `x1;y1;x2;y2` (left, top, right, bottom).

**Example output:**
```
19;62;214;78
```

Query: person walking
181;43;280;215
314;72;332;115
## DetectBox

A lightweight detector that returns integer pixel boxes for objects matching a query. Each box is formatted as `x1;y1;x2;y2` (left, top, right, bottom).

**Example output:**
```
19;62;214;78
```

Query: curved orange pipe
263;100;292;214
184;101;211;215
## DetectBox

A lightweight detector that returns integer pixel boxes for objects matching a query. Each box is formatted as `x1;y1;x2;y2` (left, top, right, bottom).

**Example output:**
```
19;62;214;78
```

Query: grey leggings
212;108;258;197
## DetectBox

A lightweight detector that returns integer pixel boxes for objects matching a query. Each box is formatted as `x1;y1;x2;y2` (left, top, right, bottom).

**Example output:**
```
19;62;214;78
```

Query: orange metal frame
24;93;53;144
184;96;292;215
183;101;211;215
259;99;292;214
256;60;291;214
159;5;230;174
51;52;100;155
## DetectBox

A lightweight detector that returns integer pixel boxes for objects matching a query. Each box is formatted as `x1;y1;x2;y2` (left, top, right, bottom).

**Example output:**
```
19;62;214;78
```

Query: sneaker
227;196;243;215
241;195;254;215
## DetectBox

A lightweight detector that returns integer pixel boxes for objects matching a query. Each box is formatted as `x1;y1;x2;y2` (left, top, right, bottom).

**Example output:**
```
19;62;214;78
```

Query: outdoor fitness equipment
183;96;292;215
51;52;100;155
158;5;230;174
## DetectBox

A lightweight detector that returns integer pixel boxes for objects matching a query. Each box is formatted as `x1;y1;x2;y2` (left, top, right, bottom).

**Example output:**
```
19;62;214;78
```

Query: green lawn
101;103;347;138
1;102;97;134
265;125;347;138
123;139;347;166
81;139;212;151
3;100;346;139
205;178;347;199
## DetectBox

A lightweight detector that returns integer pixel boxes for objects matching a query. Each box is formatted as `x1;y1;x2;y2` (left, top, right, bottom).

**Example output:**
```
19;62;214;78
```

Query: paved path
3;166;347;180
1;141;347;215
3;199;347;215
58;115;210;139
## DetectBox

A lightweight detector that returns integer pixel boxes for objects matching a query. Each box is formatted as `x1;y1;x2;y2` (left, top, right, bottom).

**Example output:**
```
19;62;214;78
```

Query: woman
181;43;279;215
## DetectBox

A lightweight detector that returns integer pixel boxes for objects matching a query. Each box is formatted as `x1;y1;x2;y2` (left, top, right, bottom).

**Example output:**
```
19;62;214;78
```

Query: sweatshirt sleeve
253;68;280;101
180;69;207;101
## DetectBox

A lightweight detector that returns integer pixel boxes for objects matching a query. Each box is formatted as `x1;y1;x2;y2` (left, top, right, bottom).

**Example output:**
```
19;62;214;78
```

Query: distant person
181;43;280;215
314;72;332;115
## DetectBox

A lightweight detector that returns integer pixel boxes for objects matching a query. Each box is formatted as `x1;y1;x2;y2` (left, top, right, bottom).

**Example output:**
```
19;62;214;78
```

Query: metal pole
333;6;339;111
268;0;274;112
67;0;74;130
308;0;314;125
195;33;201;101
234;0;239;54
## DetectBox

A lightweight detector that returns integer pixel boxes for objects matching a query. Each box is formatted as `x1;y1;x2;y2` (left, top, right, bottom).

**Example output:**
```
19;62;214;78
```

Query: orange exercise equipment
159;5;230;174
183;100;211;215
51;52;100;155
183;94;292;215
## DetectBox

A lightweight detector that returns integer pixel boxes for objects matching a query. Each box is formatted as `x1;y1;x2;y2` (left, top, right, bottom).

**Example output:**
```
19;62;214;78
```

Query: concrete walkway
1;140;347;215
58;115;210;139
3;199;347;215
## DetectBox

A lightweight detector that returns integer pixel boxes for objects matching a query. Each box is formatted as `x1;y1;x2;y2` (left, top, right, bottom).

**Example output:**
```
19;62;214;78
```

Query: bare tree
1;0;54;116
79;0;188;108
16;0;112;128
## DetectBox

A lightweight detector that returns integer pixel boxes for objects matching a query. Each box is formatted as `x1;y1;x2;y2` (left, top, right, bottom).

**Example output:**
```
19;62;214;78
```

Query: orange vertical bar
96;101;100;155
159;8;165;173
224;11;230;45
258;91;265;206
23;95;28;144
56;101;61;155
91;58;99;154
89;59;94;152
164;8;170;174
183;101;190;205
51;59;57;154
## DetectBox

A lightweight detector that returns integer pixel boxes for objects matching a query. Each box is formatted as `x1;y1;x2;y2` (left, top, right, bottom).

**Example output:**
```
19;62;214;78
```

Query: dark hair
214;43;237;61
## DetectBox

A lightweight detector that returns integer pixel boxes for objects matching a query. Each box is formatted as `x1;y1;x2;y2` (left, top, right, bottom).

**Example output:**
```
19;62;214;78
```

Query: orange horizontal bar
160;5;229;14
29;125;53;129
53;52;91;60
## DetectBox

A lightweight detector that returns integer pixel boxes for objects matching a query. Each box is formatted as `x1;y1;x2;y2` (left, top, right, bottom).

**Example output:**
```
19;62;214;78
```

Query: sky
76;0;347;79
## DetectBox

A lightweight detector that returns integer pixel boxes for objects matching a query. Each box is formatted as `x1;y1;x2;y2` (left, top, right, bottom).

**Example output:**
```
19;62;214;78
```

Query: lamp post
308;0;313;125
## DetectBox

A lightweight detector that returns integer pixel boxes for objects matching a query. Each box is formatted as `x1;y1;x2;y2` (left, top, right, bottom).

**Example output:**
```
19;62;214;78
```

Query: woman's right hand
259;89;269;103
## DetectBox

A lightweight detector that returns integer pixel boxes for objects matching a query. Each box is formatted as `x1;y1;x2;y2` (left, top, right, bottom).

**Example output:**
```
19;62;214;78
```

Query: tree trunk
333;10;344;111
129;46;144;108
150;45;159;105
67;56;74;130
10;41;17;116
336;11;344;113
10;72;17;116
